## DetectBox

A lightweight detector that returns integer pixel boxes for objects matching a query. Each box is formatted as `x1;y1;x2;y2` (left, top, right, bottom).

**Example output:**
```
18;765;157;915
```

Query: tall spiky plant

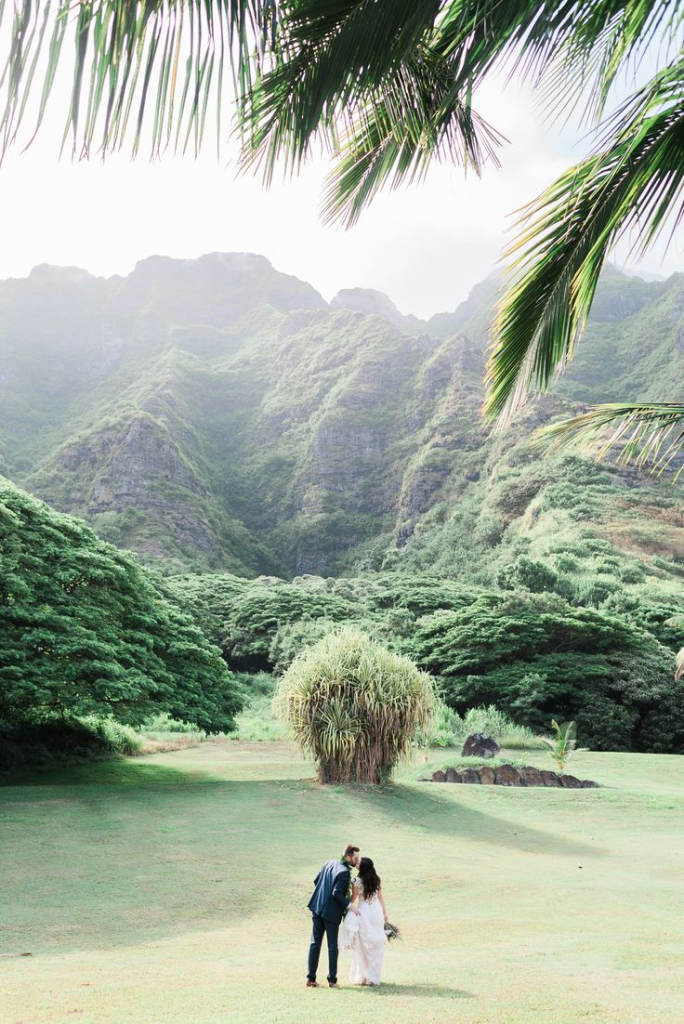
273;626;435;784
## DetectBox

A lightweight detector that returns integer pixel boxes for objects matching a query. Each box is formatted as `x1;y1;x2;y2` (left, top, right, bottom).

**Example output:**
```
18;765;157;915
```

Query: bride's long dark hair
358;857;381;900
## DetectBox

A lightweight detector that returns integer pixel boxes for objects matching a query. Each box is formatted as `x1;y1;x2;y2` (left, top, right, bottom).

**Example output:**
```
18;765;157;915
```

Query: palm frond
241;1;678;196
533;403;684;477
317;53;505;227
0;0;679;178
0;0;274;159
485;57;684;423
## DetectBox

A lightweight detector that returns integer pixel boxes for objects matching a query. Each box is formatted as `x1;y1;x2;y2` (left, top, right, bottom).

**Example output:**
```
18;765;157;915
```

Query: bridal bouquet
384;922;401;942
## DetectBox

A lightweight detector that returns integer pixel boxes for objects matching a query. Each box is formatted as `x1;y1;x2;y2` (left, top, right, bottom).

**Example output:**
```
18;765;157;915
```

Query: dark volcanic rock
431;764;598;788
495;764;521;786
461;733;501;759
519;766;544;787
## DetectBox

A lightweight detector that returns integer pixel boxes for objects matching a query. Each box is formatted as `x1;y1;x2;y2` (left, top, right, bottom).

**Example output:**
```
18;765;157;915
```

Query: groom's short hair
343;844;360;859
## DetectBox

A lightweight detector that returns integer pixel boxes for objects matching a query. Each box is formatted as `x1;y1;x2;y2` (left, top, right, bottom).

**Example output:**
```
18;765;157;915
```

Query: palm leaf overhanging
0;0;276;158
535;403;684;477
485;57;684;422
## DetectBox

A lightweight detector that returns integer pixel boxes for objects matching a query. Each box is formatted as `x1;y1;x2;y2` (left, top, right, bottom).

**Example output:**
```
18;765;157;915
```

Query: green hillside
1;254;682;585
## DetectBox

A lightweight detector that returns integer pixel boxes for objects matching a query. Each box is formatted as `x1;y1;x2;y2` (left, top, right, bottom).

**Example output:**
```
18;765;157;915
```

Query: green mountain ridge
1;254;683;584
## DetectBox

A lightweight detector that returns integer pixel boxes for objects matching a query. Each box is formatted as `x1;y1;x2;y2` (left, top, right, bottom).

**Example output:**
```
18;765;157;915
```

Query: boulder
495;764;520;786
431;770;446;783
479;766;496;785
445;768;461;783
581;779;599;788
560;774;582;789
461;733;501;759
460;768;481;784
540;770;561;787
519;766;544;787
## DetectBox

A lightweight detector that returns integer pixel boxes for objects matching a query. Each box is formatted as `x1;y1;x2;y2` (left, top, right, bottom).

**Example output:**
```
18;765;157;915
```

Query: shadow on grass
351;982;473;999
3;755;602;862
1;756;220;788
347;782;603;859
0;747;602;959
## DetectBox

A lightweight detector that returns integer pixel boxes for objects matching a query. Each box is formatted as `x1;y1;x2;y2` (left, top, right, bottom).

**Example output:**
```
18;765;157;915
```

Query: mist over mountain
1;253;682;583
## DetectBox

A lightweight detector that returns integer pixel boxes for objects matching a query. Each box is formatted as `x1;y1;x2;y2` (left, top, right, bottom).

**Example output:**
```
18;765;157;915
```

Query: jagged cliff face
0;254;682;575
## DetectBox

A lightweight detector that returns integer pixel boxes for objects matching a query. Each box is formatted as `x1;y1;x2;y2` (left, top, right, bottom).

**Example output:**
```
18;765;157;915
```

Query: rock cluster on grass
461;733;501;759
430;765;598;788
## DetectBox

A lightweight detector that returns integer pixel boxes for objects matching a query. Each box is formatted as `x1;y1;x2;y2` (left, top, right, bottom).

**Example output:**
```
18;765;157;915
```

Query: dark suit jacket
307;859;351;925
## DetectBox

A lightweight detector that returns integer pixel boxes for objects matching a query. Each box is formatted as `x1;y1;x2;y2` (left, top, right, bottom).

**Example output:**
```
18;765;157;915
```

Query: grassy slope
2;742;683;1024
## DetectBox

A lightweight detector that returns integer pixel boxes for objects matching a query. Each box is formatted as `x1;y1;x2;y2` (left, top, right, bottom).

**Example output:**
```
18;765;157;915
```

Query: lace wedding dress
340;878;387;985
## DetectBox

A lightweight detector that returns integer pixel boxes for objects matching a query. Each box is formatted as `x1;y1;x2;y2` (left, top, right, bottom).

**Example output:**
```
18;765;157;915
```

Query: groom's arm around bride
305;844;360;989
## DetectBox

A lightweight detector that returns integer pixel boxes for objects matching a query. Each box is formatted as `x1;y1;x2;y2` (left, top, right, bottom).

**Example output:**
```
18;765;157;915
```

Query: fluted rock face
0;254;682;574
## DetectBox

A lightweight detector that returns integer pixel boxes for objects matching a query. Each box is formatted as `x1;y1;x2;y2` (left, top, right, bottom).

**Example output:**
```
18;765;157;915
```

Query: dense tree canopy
409;592;683;751
0;480;242;732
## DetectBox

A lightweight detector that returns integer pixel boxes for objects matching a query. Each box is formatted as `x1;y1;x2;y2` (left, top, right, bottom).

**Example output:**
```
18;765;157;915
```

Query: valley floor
1;742;683;1024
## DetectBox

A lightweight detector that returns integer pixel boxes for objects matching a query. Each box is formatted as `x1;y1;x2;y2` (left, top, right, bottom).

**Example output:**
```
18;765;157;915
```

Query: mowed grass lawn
2;742;683;1024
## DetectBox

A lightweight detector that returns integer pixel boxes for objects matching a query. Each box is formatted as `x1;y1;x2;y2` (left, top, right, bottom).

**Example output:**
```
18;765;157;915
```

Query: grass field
2;741;683;1024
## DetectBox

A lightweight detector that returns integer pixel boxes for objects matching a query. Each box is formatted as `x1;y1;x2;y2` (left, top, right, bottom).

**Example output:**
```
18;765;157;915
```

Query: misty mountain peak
331;288;424;333
28;264;96;286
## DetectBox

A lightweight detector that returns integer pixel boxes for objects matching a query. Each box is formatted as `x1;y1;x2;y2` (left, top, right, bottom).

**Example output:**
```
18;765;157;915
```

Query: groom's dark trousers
307;914;340;984
306;859;351;984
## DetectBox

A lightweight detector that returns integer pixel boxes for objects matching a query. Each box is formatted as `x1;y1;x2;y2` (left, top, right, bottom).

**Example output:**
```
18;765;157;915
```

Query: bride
341;857;389;986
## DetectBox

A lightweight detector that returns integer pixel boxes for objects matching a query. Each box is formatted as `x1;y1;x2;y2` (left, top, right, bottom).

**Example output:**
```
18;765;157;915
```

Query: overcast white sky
1;65;681;318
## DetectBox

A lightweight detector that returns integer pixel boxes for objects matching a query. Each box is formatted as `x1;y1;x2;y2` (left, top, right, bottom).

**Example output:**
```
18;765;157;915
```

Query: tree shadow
0;748;602;961
345;782;604;859
0;764;317;957
1;756;220;788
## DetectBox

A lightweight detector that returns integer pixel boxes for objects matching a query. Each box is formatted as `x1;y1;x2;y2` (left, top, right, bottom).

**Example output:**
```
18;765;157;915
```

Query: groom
306;844;360;988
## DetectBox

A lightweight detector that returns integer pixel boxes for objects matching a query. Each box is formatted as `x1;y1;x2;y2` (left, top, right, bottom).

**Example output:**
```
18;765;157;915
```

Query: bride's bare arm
377;887;388;922
349;881;361;915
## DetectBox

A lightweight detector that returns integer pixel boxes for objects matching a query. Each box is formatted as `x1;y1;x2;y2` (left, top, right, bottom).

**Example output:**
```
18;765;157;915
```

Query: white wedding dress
340;878;387;985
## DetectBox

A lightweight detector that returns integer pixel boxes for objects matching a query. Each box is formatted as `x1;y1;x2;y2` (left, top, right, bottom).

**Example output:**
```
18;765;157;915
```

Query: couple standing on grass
306;843;390;988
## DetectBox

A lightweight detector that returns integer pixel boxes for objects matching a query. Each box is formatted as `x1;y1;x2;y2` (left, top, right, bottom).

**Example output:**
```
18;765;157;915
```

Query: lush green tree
268;618;338;675
496;556;560;595
164;573;250;646
410;591;683;751
2;1;680;463
412;592;634;673
0;480;241;732
221;582;352;670
274;626;435;783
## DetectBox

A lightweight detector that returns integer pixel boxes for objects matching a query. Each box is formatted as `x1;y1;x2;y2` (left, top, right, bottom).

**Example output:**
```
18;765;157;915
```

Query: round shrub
274;626;435;784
